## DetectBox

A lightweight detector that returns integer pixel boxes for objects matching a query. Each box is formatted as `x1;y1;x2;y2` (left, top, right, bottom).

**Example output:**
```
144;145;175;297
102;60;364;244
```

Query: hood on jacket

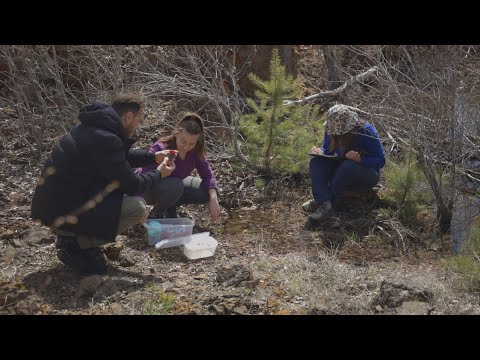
78;101;124;138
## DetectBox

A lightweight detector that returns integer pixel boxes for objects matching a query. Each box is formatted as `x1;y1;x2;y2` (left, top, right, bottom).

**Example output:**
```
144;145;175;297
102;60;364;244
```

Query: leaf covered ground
1;46;479;315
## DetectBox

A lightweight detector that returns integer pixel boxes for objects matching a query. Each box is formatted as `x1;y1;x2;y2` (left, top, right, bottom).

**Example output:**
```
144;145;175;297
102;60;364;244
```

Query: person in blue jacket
303;104;385;222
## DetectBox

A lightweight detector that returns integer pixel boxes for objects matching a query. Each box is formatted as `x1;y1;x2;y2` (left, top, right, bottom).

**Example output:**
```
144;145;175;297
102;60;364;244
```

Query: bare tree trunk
438;204;453;234
277;45;297;77
322;45;341;90
264;105;277;175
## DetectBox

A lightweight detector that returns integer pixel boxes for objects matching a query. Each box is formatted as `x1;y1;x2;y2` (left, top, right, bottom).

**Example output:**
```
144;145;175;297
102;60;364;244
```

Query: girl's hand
346;150;361;163
208;198;221;222
310;146;323;155
155;150;178;164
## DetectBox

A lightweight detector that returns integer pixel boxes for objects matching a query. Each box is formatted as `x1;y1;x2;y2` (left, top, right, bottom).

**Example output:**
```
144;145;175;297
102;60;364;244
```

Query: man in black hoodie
31;93;181;275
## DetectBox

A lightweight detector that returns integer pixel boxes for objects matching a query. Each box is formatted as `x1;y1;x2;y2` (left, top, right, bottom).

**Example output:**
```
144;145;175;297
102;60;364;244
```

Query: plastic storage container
155;232;210;250
144;218;194;246
183;234;218;260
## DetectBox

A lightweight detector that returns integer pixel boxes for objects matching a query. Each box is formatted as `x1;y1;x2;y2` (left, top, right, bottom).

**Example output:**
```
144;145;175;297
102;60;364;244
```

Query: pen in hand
310;142;323;155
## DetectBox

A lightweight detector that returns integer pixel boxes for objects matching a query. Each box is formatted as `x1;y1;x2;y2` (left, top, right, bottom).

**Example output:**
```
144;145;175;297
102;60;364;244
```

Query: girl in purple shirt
136;112;221;221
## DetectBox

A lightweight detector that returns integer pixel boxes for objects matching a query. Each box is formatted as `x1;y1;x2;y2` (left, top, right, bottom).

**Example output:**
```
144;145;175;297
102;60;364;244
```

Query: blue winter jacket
321;121;385;172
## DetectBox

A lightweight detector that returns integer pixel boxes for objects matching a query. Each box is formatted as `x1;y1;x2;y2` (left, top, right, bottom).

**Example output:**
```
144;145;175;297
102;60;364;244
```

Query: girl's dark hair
327;119;366;154
111;92;145;117
160;112;206;160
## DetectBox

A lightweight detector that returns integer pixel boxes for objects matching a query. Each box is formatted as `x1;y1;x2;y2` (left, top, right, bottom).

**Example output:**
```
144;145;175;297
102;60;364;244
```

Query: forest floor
1;46;479;315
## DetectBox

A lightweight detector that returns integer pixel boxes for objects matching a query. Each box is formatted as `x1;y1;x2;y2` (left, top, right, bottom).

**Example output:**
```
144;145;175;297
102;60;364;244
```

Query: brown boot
56;235;108;275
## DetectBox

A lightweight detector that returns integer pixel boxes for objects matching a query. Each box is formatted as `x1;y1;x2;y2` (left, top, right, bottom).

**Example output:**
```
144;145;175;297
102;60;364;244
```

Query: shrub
381;157;431;223
239;48;323;176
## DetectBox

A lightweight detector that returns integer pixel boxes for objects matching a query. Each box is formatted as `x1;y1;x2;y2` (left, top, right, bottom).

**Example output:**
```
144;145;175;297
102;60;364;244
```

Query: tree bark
322;45;341;90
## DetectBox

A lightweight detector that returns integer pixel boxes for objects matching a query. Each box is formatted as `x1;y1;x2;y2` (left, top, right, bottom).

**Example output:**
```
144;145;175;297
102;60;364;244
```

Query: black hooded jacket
31;101;161;242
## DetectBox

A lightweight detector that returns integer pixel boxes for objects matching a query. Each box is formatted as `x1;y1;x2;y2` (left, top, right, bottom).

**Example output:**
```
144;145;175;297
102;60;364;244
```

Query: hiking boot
56;235;108;275
302;199;319;213
309;201;333;222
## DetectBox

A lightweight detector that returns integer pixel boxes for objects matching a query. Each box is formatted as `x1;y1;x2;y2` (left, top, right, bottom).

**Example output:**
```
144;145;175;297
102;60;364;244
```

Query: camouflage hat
324;104;359;136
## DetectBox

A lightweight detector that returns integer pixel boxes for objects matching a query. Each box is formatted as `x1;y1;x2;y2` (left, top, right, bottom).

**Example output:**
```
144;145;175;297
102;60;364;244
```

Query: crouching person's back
31;92;175;275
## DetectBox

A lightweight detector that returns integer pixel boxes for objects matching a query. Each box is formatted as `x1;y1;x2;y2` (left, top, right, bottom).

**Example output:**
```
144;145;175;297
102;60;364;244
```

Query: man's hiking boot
309;201;333;222
302;199;319;213
56;235;108;275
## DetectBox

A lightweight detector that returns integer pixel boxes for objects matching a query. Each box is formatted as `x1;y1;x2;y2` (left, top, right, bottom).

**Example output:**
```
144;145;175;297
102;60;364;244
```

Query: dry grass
249;249;480;314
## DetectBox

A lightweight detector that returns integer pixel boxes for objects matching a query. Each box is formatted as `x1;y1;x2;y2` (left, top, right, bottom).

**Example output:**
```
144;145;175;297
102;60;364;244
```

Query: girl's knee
183;176;202;189
309;156;326;170
172;177;185;195
337;160;360;175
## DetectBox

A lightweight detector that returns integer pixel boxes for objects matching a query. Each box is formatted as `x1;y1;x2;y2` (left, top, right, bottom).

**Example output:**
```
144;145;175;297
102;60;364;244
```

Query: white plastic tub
183;234;218;260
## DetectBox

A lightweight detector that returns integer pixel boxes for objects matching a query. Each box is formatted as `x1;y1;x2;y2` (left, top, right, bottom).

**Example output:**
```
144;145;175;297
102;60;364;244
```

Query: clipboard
308;153;345;161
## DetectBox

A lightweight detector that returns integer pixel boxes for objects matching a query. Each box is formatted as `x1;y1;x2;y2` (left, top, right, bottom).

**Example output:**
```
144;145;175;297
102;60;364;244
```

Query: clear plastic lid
155;232;210;250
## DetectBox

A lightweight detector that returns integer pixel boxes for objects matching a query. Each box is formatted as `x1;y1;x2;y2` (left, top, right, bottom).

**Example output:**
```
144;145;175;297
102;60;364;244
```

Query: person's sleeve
86;131;162;195
132;142;165;174
360;126;385;169
127;149;155;168
148;141;165;154
321;133;334;155
195;156;218;192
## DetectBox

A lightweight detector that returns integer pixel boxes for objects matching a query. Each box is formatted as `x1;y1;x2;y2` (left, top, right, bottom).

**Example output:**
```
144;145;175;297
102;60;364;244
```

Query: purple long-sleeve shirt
135;141;218;191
